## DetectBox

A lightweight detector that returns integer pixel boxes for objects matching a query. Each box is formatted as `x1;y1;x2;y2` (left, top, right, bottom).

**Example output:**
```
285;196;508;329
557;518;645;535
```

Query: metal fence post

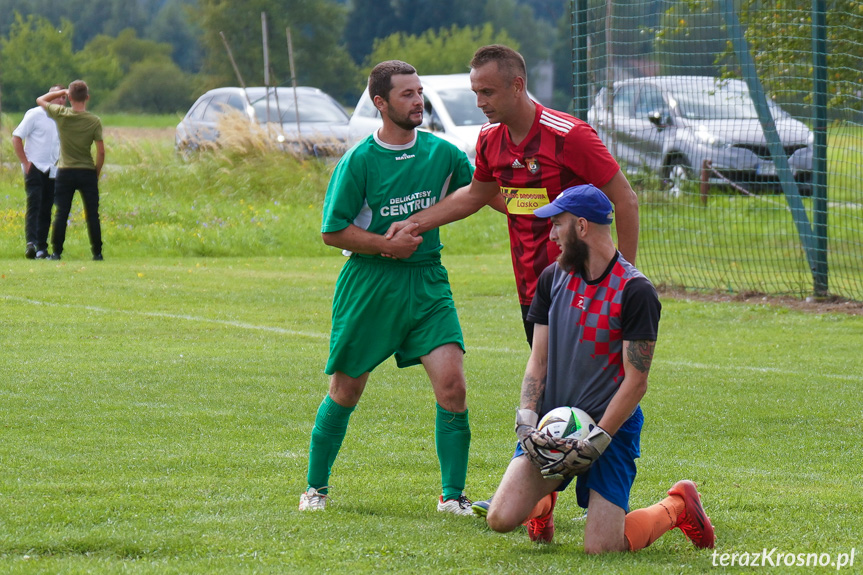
571;0;589;121
811;0;829;297
720;0;821;294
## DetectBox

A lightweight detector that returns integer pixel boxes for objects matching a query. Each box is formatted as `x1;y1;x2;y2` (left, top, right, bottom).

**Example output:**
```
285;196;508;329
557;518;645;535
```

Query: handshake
515;409;612;480
381;220;422;259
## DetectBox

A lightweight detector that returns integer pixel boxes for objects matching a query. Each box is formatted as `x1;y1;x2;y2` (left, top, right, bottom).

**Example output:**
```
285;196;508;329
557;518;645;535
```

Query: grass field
0;118;861;573
1;255;861;573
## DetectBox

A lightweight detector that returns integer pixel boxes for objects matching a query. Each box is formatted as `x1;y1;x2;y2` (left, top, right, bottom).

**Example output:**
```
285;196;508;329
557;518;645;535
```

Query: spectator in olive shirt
37;80;105;261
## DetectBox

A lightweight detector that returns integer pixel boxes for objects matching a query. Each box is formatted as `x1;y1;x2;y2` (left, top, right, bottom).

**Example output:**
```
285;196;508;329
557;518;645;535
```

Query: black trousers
521;303;535;348
52;168;102;256
24;165;55;251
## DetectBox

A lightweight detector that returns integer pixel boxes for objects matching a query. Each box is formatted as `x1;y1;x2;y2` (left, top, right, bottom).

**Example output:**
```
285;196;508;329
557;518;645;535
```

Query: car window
252;93;348;124
252;97;289;123
613;85;638;118
187;97;210;121
634;86;668;119
201;95;232;122
353;92;380;119
297;95;348;123
436;89;487;126
227;93;247;111
675;85;760;120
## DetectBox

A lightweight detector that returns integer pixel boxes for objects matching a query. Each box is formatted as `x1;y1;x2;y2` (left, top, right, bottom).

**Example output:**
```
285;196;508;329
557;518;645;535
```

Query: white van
348;74;491;163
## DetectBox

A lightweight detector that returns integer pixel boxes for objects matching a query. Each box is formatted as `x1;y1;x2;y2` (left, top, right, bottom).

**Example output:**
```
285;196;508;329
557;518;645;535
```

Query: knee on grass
486;508;522;534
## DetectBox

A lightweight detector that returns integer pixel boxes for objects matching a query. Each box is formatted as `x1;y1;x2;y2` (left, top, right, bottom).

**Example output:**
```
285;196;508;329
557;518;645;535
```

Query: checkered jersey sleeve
620;277;661;341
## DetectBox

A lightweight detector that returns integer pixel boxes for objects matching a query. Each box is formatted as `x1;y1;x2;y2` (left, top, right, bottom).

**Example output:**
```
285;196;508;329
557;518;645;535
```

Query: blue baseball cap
533;184;614;224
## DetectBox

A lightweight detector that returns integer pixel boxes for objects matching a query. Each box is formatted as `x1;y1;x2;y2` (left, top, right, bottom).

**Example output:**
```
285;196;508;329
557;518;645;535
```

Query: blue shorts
514;405;642;512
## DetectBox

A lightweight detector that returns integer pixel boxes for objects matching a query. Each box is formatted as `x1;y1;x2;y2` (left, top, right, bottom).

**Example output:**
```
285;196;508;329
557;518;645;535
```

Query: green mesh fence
571;1;863;300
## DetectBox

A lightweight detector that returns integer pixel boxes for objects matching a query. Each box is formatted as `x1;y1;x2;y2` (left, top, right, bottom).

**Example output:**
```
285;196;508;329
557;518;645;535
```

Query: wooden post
219;32;252;107
700;159;711;205
0;83;4;166
262;12;273;137
286;27;301;135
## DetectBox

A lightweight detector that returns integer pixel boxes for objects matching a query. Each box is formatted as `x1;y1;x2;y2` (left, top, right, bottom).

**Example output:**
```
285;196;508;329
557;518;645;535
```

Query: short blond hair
68;80;89;103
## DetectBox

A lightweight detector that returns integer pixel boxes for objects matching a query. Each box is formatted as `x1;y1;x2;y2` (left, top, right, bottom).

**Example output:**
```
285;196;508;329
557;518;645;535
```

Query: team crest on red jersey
526;157;539;174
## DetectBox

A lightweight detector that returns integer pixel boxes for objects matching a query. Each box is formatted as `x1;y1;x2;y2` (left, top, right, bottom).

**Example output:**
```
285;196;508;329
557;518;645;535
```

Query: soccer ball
534;406;596;464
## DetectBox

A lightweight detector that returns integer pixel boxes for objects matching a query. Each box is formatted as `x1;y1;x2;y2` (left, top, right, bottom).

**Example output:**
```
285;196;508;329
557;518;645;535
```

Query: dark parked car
587;76;813;195
176;86;350;157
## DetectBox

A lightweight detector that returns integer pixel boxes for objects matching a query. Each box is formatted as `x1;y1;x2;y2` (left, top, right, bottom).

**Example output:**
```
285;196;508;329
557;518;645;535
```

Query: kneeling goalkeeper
483;184;716;552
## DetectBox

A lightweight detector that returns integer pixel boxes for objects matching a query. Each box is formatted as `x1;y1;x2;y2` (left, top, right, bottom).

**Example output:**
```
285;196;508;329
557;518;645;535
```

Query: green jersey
322;130;473;263
45;104;103;170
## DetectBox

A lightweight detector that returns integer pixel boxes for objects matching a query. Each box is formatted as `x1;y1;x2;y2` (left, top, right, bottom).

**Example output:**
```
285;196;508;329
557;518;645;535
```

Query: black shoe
25;243;36;259
93;254;104;261
35;250;49;259
49;253;61;260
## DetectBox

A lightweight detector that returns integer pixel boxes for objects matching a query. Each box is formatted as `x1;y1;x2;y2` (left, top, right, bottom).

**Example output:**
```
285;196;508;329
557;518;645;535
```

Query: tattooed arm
595;339;656;436
519;324;549;412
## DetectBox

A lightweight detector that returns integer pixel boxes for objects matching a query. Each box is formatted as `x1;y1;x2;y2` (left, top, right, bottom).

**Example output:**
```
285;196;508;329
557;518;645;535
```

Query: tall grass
1;116;860;299
0;120;508;261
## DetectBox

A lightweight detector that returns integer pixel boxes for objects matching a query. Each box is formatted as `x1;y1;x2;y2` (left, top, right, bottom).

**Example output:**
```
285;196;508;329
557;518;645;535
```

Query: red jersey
474;102;620;305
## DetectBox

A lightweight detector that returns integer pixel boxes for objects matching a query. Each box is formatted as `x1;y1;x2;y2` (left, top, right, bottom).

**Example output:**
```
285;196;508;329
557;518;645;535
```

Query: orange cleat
667;480;715;549
525;492;558;543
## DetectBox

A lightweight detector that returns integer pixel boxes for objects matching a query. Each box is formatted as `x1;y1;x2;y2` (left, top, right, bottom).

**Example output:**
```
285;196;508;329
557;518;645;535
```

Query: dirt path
658;287;863;316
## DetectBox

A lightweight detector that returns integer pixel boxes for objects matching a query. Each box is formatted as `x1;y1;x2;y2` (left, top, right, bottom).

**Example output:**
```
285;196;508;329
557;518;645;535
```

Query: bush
102;60;194;114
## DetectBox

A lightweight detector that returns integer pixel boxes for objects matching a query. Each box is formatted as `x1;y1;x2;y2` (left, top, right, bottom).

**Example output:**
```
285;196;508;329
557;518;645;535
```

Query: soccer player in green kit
299;61;475;515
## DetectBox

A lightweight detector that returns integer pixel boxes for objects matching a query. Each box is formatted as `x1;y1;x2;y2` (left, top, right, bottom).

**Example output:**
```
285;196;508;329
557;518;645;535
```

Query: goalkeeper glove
540;425;612;480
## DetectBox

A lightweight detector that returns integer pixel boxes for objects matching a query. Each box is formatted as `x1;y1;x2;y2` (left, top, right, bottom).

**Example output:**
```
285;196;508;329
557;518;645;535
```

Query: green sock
306;395;355;494
435;403;471;501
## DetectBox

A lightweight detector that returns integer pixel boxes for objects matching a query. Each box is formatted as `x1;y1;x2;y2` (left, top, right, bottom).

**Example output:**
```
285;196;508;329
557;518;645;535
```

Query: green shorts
325;255;464;378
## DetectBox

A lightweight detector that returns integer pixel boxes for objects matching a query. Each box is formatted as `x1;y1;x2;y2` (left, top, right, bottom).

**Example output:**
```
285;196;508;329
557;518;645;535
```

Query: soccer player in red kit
387;44;638;345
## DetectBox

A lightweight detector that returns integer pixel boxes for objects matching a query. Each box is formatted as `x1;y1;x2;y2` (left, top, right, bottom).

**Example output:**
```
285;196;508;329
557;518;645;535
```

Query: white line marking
3;295;327;339
4;295;857;381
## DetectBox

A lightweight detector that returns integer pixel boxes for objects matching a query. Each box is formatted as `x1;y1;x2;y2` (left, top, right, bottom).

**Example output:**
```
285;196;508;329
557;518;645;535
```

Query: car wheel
666;159;691;198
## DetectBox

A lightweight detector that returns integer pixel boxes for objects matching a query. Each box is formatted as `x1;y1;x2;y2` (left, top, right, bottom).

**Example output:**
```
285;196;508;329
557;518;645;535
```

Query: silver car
587;76;813;195
348;73;524;163
176;86;351;157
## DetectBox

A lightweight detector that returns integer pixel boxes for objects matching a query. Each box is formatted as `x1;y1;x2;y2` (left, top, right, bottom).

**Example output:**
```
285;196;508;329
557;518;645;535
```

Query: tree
522;0;567;24
481;0;555;70
655;3;729;76
364;24;518;81
146;0;202;73
0;13;78;111
102;60;194;113
345;0;557;77
0;0;202;67
662;1;863;112
74;28;178;107
195;0;361;104
0;0;150;50
80;28;174;75
345;0;478;64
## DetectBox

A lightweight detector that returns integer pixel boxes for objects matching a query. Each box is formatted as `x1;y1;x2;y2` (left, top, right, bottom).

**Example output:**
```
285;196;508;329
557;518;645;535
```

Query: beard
557;228;590;278
387;106;423;131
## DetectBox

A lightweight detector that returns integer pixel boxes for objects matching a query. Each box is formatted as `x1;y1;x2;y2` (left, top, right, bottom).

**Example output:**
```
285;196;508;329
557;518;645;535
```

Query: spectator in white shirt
12;84;66;259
